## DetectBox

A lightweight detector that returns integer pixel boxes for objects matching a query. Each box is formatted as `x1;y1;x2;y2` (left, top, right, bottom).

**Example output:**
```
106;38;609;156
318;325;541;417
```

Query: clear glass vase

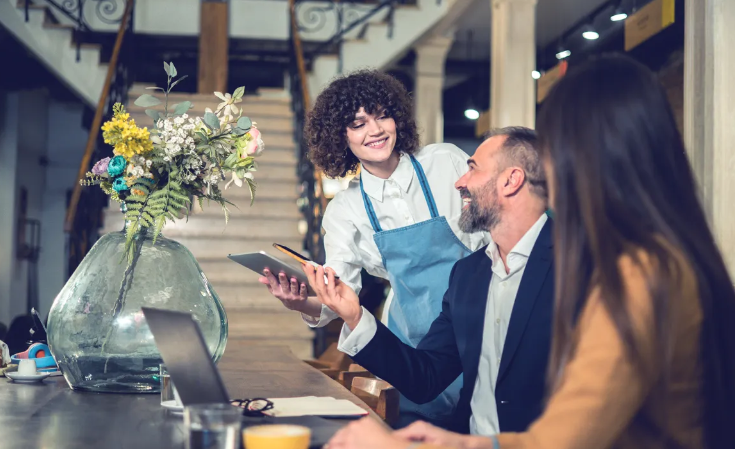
47;216;228;393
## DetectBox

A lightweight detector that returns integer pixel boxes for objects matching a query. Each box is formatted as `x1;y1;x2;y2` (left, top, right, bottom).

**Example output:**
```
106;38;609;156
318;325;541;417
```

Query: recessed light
464;109;480;120
556;50;571;60
532;71;541;80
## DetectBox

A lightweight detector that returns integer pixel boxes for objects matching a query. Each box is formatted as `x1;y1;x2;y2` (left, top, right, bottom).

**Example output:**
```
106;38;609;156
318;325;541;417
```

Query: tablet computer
227;251;316;296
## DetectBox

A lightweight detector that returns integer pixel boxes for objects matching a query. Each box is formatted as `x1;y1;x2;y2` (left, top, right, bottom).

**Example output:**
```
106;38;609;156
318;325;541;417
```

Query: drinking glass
184;403;241;449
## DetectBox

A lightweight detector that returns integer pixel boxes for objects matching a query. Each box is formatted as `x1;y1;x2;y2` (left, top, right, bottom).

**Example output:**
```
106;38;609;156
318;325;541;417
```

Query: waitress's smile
365;137;389;149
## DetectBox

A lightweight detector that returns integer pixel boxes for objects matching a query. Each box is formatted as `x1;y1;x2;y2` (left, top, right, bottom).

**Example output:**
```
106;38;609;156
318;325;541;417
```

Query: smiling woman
304;70;419;179
257;69;490;429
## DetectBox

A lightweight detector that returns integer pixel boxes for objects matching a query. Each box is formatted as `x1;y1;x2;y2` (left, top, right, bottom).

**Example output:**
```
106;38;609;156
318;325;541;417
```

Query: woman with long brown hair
322;54;735;449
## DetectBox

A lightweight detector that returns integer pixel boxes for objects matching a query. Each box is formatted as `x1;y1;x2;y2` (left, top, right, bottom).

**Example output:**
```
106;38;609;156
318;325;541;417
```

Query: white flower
214;92;241;118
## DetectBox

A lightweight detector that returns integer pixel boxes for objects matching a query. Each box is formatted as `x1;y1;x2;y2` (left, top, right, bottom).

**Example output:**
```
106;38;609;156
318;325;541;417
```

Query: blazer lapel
496;220;554;384
462;252;493;390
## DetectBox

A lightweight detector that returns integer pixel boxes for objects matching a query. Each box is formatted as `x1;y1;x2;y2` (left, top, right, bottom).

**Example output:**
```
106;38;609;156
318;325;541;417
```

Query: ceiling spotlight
531;71;541;80
610;6;628;21
582;30;599;40
464;109;480;120
555;49;571;60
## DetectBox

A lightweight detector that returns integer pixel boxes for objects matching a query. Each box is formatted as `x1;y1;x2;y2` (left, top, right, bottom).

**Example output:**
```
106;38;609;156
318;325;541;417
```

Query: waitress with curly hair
259;70;488;428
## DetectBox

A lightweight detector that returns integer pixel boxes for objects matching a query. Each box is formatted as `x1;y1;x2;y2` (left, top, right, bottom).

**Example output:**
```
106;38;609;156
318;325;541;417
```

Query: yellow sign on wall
625;0;675;51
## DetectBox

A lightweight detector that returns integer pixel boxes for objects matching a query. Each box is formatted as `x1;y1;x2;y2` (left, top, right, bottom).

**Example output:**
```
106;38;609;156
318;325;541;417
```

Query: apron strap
360;176;383;233
359;154;440;233
408;154;439;219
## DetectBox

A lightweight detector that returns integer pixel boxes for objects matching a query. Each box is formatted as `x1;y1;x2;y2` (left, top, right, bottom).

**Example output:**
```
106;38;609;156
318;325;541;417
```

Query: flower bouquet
83;61;265;262
46;62;263;393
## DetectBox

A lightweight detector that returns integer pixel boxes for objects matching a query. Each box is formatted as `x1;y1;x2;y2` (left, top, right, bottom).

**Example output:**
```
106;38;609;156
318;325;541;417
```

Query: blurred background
1;0;726;359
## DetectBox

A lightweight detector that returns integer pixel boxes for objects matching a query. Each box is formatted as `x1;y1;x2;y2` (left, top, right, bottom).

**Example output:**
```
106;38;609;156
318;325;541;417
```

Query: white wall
0;92;20;328
0;89;87;328
38;101;88;320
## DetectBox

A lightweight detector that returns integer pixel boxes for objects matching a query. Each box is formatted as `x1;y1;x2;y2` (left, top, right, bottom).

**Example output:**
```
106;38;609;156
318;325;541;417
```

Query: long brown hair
537;54;735;448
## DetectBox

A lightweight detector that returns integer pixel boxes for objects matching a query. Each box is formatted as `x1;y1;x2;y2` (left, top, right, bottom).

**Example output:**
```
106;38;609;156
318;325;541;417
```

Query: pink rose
242;127;265;157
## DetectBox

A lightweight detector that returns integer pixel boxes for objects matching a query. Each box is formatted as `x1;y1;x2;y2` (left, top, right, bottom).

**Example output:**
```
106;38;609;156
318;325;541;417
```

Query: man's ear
503;167;526;196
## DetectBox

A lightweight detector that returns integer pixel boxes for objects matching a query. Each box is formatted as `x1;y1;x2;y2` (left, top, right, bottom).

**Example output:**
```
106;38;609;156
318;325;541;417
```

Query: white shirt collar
359;153;414;202
485;213;548;277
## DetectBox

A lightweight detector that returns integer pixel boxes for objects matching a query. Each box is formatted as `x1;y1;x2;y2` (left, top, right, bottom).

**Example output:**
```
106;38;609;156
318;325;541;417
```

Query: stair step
192;197;301;219
127;111;294;135
130;85;291;105
225;336;313;360
179;236;304;260
126;96;293;119
162;216;301;240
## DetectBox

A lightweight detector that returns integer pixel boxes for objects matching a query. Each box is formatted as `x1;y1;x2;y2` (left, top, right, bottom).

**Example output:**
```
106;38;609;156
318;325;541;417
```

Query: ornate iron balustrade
24;0;128;62
294;0;420;72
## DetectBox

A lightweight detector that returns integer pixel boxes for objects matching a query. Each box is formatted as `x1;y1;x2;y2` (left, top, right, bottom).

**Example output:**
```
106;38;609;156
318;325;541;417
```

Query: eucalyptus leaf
173;101;192;116
164;62;170;75
231;127;247;136
145;86;165;91
145;109;162;122
169;62;177;78
237;116;252;130
203;112;220;130
134;94;161;107
170;75;189;90
232;86;245;99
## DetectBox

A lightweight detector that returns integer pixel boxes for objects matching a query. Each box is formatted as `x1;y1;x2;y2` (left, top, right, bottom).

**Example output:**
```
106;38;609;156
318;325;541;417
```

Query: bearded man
305;127;556;434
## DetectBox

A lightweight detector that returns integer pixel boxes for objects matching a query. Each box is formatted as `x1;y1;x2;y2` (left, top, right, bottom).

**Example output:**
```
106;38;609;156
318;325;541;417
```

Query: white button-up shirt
469;213;547;435
303;143;490;327
337;213;547;436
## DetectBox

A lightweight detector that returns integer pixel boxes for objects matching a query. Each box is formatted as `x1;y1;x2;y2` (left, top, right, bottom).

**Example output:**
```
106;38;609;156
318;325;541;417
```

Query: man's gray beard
458;181;501;233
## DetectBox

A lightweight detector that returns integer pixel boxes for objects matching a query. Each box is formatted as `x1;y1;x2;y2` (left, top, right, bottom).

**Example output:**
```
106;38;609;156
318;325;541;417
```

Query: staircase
101;85;315;359
307;0;460;96
0;0;107;108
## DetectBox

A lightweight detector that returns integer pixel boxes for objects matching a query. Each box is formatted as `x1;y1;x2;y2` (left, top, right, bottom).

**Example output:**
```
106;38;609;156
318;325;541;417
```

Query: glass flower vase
47;217;228;393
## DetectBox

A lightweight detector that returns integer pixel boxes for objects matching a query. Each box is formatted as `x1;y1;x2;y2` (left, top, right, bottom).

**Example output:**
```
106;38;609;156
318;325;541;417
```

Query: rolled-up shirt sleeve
301;196;364;328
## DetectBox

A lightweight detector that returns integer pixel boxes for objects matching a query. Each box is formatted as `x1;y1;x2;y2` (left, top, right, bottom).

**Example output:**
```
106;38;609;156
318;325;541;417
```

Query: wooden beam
198;0;229;94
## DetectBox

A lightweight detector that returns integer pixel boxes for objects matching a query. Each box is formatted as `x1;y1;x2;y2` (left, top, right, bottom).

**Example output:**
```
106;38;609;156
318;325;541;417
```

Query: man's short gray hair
483;126;547;199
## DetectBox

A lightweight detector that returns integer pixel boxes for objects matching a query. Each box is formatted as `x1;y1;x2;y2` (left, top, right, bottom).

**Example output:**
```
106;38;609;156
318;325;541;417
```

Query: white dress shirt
302;143;490;327
338;213;548;436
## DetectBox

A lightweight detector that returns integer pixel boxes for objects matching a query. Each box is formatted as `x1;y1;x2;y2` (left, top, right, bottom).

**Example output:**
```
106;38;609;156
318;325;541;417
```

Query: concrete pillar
683;0;735;275
490;0;537;129
414;33;454;146
0;92;20;328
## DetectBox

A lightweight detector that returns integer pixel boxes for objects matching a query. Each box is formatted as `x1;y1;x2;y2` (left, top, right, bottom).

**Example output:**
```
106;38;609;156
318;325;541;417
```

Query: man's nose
455;172;468;190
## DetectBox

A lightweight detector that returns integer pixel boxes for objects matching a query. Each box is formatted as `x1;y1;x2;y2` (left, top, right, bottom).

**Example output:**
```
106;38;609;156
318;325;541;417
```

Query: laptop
141;307;345;447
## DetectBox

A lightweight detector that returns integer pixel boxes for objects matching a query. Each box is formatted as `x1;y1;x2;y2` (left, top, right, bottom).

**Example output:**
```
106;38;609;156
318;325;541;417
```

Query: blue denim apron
360;154;471;427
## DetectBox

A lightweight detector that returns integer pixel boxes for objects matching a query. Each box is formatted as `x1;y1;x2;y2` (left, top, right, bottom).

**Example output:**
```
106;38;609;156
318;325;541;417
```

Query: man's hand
302;264;362;330
325;417;407;449
258;269;322;317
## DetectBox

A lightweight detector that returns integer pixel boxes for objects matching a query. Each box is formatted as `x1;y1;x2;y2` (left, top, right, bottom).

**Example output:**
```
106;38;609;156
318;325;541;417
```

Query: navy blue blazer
350;219;555;433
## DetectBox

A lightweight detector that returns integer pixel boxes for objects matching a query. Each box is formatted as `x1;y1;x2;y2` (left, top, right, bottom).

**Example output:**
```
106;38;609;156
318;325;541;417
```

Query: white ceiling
447;0;611;61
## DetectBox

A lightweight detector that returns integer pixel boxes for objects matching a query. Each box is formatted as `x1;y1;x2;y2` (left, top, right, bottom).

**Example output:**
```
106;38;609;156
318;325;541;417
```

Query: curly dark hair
304;70;419;178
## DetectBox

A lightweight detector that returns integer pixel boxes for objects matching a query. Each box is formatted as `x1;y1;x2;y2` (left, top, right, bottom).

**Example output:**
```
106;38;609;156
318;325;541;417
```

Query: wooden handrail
289;0;328;213
64;0;135;232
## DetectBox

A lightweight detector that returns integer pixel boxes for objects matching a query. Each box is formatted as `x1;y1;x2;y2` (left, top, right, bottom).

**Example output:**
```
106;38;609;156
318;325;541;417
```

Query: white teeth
462;198;471;205
367;139;386;148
